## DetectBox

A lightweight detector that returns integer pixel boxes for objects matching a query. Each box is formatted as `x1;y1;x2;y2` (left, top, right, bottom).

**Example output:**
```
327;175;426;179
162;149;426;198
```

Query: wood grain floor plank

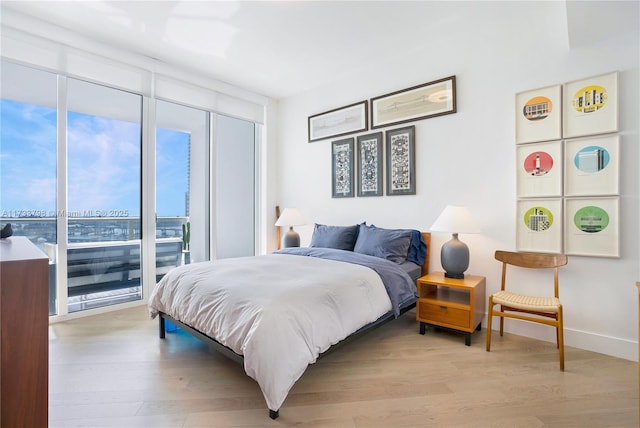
49;306;638;427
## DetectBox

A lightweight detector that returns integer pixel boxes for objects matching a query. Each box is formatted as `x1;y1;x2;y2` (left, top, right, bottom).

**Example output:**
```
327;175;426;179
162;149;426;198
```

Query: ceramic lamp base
441;233;469;279
282;227;300;248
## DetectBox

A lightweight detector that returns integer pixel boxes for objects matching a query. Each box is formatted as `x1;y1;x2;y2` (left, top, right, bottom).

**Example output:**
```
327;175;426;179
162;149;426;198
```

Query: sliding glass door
155;100;210;277
66;78;142;312
0;62;59;314
1;60;260;318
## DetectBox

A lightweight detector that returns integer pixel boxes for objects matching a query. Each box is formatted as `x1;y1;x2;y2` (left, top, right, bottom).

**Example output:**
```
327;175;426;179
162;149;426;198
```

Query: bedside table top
418;271;485;288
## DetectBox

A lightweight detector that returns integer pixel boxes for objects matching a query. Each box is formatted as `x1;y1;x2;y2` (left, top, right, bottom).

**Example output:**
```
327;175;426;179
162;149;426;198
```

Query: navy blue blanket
275;247;418;317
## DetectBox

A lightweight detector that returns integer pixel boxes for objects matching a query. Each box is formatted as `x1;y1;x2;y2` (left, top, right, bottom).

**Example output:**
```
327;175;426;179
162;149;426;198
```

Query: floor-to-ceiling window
0;59;260;318
215;114;257;258
0;62;58;315
155;100;210;276
65;78;143;312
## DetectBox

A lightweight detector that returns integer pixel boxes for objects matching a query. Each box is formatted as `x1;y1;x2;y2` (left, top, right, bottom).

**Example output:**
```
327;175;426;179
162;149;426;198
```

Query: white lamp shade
430;205;480;234
275;208;306;227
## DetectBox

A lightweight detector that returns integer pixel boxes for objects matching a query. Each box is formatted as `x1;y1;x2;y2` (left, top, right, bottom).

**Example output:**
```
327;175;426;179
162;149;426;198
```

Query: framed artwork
563;71;618;138
565;135;619;196
516;199;563;253
565;197;619;257
385;126;415;196
356;132;383;197
516;140;563;197
515;84;562;144
331;138;355;198
308;101;368;142
371;76;456;128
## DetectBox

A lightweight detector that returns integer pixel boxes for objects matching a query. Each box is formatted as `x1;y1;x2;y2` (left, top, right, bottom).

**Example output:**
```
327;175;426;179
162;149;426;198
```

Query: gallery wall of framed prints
313;75;457;199
515;71;620;257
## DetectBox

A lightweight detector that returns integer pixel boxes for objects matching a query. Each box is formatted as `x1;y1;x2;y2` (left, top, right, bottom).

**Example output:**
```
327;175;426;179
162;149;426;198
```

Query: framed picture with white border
516;199;563;253
385;126;416;196
309;101;368;142
516;140;563;197
564;197;619;257
563;71;618;139
565;134;619;196
371;76;456;129
515;84;562;144
356;132;383;197
331;138;355;198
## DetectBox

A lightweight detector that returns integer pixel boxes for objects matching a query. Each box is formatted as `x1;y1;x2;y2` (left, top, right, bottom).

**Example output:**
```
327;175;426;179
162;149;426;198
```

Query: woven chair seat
487;250;567;370
492;290;560;313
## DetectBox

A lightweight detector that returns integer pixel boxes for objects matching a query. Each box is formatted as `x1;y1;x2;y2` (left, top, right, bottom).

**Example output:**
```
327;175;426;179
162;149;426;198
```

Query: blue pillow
364;224;427;265
353;224;412;264
309;223;359;251
407;229;427;266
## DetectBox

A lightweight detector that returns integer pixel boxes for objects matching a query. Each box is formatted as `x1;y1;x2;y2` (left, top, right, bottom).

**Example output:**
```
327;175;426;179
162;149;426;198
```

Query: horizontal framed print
516;140;562;198
386;126;415;196
371;76;456;129
516;199;563;253
357;132;383;197
515;84;562;144
565;197;619;257
565;135;619;196
563;71;618;138
308;101;368;142
331;138;355;198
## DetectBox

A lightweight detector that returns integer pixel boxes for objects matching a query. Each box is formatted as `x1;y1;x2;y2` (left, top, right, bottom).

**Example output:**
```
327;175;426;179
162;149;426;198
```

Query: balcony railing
1;216;188;314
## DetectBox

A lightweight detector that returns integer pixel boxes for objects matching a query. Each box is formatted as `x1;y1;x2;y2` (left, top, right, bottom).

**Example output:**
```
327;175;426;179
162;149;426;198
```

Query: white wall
275;3;640;361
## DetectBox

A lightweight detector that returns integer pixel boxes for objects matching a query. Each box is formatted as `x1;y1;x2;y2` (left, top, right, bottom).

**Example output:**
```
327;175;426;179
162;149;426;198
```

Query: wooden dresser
0;236;49;427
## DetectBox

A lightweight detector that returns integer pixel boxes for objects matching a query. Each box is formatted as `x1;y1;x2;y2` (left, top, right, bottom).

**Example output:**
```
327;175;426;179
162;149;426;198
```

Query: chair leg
499;306;504;336
486;296;493;352
557;306;565;371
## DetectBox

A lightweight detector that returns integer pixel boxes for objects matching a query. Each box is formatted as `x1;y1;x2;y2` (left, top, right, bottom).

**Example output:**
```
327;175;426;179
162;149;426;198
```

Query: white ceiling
1;1;638;100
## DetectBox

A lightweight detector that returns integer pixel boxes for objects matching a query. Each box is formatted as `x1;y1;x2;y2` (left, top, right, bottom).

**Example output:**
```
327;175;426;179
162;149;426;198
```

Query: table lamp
430;205;480;279
275;208;306;248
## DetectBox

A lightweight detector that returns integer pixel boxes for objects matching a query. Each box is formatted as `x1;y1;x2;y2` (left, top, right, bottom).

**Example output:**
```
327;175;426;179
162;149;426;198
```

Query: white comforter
148;253;392;411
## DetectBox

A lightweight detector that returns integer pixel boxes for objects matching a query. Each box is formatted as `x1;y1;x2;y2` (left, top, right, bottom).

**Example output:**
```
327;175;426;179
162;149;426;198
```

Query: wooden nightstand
416;271;486;346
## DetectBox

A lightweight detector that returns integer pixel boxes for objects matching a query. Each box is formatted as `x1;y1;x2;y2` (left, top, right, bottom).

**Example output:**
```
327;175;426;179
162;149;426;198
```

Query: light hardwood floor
49;306;638;427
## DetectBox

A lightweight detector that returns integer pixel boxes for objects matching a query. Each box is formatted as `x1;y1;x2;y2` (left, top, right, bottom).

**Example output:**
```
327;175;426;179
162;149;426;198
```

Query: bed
148;223;430;419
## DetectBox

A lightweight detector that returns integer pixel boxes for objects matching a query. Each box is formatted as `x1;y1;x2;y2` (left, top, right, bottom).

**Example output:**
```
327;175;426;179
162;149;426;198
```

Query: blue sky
1;98;189;218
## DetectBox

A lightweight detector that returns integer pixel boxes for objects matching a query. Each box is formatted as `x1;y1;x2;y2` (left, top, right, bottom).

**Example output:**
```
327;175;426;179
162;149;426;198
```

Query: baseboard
565;327;637;362
48;299;147;324
485;315;638;362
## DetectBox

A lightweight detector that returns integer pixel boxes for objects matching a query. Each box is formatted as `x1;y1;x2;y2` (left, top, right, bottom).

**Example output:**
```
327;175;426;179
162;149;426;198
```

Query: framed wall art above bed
371;76;456;129
308;101;368;142
356;132;383;197
386;126;415;196
331;137;355;198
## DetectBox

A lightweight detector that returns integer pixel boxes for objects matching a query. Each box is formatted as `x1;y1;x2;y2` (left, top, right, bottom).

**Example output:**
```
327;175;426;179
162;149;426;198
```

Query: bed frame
158;232;431;419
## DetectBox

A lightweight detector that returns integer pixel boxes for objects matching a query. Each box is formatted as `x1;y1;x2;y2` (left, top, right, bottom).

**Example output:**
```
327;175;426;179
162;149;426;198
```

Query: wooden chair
486;250;568;370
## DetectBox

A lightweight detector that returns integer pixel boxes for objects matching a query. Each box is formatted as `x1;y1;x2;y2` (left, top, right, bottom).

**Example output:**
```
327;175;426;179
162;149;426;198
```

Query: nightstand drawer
418;301;469;328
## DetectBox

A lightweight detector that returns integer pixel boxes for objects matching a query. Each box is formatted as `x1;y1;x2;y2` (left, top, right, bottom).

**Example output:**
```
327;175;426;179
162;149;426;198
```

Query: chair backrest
495;250;568;297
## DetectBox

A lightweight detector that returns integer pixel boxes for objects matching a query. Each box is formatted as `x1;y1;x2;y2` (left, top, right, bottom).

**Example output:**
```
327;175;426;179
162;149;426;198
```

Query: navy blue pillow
353;224;412;264
309;223;359;251
364;224;427;265
407;229;427;266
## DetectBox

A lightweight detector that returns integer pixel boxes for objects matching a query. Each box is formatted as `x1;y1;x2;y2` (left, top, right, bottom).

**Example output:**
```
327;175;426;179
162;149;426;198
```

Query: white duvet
148;253;392;411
